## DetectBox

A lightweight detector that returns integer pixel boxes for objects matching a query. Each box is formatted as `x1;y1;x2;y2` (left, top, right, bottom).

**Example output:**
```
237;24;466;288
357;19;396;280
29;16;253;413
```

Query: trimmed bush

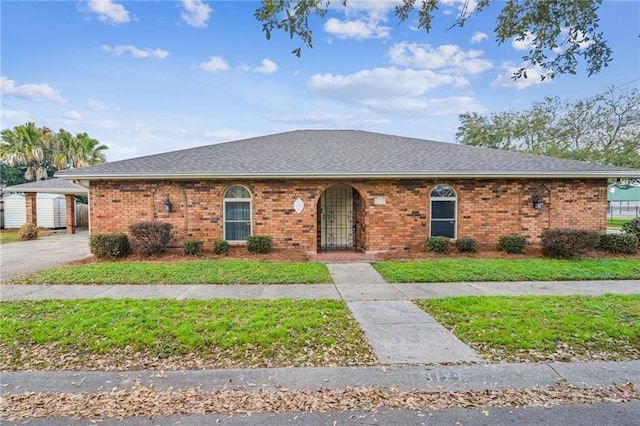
425;236;452;254
497;234;527;254
183;239;204;256
246;235;272;254
129;221;173;256
455;237;478;253
213;239;229;255
599;233;639;254
90;233;130;258
541;229;600;259
621;218;640;239
18;223;38;240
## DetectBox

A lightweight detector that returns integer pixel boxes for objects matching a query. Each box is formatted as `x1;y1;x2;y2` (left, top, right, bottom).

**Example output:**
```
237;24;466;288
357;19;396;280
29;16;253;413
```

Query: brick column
65;194;76;234
25;193;37;226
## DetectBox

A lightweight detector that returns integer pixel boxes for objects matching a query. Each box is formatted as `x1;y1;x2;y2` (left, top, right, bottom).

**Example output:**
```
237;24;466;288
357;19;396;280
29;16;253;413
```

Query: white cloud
252;59;278;74
181;0;212;29
490;63;553;90
64;110;82;120
87;99;109;111
0;109;34;129
309;67;468;103
441;0;478;18
203;128;255;141
512;32;535;51
470;31;488;44
199;56;229;72
86;0;130;25
388;42;492;75
1;76;66;104
267;112;353;124
324;0;395;40
364;96;484;116
101;44;169;59
266;111;390;128
324;17;390;40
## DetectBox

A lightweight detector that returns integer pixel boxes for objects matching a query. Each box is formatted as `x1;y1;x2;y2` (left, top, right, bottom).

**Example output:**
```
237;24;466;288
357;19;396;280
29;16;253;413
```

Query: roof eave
55;170;640;180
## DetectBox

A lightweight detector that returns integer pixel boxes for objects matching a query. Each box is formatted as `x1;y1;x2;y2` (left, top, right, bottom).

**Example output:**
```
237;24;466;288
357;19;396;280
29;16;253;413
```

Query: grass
0;299;376;370
607;218;634;228
0;228;56;244
10;260;332;284
417;294;640;362
374;258;640;283
607;218;627;228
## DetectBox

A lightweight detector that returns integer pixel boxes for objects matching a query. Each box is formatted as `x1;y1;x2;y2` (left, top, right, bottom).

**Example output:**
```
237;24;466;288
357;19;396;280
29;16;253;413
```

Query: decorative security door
320;185;359;251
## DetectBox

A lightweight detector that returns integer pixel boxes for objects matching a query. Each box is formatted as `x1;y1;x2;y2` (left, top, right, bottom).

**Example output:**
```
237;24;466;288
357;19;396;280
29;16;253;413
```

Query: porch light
163;197;172;212
533;195;543;210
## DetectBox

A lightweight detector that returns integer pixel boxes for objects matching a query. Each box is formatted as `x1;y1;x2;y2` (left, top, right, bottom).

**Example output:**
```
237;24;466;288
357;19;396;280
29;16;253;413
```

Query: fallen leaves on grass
475;341;640;364
2;381;638;421
1;342;378;372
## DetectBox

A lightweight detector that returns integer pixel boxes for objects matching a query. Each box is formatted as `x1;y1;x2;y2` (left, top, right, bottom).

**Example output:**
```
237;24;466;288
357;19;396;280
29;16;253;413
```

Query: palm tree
72;132;107;167
0;122;54;180
52;130;108;169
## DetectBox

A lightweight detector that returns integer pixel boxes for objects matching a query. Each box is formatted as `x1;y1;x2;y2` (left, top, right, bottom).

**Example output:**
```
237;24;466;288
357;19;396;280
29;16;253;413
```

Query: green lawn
0;229;56;244
10;260;332;284
607;218;631;228
417;294;640;362
0;299;376;370
374;259;640;283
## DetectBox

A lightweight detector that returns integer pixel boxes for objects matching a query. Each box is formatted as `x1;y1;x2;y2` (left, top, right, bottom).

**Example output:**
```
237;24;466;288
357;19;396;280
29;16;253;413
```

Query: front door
319;185;358;251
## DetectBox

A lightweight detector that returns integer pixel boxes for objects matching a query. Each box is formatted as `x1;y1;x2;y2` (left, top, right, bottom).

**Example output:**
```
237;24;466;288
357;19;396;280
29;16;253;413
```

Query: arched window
224;185;252;241
430;184;457;239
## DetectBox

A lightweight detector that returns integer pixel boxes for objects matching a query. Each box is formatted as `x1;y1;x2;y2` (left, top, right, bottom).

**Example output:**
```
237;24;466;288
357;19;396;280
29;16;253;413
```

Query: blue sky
2;0;639;162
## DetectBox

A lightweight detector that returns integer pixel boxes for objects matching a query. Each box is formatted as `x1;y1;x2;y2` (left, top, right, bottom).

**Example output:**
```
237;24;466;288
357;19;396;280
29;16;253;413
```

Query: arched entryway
317;184;365;252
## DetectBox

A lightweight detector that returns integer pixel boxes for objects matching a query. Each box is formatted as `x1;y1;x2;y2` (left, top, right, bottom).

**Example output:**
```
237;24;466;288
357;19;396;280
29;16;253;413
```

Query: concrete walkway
328;263;483;364
2;280;639;301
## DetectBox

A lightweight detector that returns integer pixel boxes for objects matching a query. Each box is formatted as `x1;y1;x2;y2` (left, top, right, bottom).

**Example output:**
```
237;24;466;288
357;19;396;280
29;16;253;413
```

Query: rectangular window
225;201;250;241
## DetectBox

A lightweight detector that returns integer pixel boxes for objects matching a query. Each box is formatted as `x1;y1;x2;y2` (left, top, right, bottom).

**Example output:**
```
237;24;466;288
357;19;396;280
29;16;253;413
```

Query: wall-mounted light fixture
533;195;543;210
163;196;172;212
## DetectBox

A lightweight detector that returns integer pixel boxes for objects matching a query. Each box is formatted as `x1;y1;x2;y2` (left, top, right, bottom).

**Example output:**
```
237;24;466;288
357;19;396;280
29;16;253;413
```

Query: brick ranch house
56;130;640;255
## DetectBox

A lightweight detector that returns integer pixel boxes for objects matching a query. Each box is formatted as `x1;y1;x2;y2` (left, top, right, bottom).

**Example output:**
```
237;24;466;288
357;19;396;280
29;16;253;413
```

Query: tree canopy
255;0;612;79
455;86;640;169
0;122;108;185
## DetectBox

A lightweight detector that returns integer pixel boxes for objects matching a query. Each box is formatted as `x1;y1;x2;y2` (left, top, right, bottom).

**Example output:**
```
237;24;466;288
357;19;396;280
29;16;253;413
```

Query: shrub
425;236;452;254
455;237;478;253
18;223;38;240
213;239;229;255
497;234;527;254
129;221;173;255
90;233;130;258
246;235;272;254
183;239;203;256
541;229;600;259
599;233;639;254
621;218;640;239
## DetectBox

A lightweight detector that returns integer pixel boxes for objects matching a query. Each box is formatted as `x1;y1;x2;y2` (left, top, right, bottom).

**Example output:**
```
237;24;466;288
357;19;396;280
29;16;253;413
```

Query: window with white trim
224;185;252;241
430;184;457;239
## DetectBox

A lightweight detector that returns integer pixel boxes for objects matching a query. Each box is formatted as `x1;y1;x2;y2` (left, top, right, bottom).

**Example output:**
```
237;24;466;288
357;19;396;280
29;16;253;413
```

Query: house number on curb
294;197;304;213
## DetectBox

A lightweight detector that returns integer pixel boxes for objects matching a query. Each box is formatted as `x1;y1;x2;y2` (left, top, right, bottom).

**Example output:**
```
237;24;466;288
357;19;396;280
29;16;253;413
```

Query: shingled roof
4;178;88;195
56;130;640;180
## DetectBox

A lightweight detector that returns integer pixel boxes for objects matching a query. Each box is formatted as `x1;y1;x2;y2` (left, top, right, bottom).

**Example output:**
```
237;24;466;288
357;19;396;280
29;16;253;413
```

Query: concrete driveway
0;230;90;282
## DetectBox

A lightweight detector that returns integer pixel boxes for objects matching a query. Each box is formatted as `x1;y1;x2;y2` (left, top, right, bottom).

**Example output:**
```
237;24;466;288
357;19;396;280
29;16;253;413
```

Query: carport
3;179;88;234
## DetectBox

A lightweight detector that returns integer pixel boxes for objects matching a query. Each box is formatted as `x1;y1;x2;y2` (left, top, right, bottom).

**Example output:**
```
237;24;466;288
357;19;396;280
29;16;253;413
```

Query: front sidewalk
2;279;638;301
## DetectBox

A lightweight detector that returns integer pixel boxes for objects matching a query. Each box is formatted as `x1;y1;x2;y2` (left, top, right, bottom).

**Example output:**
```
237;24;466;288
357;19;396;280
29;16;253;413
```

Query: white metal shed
3;193;67;229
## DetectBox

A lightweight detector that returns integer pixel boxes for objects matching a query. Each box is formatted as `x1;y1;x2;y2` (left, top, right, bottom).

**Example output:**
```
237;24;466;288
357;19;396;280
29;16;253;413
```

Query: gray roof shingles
56;130;640;179
4;178;88;194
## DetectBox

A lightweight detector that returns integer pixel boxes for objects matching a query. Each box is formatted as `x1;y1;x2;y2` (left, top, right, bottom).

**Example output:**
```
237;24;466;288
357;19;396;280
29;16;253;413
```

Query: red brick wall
89;178;608;252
